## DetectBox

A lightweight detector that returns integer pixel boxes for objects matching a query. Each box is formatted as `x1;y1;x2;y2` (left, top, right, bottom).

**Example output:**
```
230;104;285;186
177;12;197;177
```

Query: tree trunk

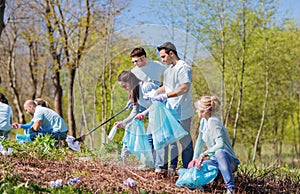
78;68;94;148
7;33;25;124
68;68;77;137
52;70;63;116
253;47;269;163
224;79;236;128
0;0;5;37
232;1;246;148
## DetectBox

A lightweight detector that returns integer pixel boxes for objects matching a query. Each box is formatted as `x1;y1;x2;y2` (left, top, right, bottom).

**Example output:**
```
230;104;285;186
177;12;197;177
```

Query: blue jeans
155;117;194;169
202;149;240;191
29;130;67;141
155;143;178;170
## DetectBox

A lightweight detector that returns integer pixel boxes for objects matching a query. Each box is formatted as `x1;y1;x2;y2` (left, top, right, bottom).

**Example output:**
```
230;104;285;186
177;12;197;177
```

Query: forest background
0;0;299;169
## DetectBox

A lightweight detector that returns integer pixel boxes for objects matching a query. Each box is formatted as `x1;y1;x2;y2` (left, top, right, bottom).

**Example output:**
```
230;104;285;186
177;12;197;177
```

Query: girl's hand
114;122;123;128
195;153;207;170
188;159;197;169
135;113;145;120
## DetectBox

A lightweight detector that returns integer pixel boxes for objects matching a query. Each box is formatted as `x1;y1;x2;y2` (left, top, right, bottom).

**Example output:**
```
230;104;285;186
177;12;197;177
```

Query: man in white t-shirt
152;42;194;174
130;47;167;87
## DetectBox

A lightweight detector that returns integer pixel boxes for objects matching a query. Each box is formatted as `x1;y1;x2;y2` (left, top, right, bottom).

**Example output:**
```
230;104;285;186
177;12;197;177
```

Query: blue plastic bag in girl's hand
175;164;219;189
147;101;188;150
122;119;154;167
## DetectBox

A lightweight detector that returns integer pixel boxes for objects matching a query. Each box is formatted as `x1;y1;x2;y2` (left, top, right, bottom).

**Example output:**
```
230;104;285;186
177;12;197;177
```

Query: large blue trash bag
147;101;188;150
175;164;219;189
122;119;154;167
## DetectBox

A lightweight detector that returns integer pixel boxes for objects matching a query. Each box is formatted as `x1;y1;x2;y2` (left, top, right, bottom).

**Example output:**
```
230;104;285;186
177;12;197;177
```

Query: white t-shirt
163;60;194;120
131;60;167;86
0;102;12;131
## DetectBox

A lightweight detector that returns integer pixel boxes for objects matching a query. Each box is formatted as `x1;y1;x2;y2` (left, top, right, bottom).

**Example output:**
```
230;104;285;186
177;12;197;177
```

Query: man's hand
154;93;168;102
12;123;20;129
30;127;38;132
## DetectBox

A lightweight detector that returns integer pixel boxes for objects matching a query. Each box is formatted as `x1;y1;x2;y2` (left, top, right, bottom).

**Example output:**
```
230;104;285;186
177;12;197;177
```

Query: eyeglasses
131;57;140;63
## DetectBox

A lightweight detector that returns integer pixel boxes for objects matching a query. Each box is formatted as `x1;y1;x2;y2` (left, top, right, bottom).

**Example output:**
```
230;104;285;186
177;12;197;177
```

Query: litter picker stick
73;105;129;142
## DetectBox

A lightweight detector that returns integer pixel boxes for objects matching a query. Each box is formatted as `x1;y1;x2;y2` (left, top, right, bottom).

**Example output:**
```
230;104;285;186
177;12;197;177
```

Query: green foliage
0;174;87;193
238;163;300;184
2;135;96;160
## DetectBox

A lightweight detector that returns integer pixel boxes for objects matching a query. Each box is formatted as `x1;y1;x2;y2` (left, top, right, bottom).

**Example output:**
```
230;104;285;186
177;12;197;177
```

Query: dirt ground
1;155;299;194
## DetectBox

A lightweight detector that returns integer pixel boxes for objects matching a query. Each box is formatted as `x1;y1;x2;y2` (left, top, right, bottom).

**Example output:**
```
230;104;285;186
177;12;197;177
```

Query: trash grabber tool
73;104;130;143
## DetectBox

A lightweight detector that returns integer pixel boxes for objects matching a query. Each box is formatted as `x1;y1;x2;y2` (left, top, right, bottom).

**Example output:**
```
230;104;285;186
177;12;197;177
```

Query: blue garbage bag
122;119;154;167
16;134;32;144
175;164;219;189
147;101;188;150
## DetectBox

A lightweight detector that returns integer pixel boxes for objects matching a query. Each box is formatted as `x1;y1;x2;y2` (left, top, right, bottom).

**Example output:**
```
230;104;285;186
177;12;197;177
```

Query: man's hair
157;42;179;58
24;100;37;108
130;47;147;58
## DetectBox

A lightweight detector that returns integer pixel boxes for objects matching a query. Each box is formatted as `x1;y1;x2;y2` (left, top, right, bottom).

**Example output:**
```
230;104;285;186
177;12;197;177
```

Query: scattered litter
0;143;13;156
79;157;92;161
123;177;135;187
49;179;62;188
66;136;80;151
67;177;80;185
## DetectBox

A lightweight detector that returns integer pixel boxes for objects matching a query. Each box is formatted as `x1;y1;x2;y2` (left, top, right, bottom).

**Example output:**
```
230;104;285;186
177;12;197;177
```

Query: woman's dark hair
0;93;8;104
117;70;140;104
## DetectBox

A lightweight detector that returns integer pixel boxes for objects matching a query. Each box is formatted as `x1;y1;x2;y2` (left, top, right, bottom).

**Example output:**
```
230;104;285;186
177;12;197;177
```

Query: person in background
12;98;50;135
142;42;194;175
114;70;159;170
0;93;13;138
188;96;240;194
22;99;68;141
130;47;167;88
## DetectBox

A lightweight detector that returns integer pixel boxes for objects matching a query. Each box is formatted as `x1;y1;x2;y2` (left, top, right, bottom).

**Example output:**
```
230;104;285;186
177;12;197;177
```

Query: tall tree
0;0;5;36
41;0;92;137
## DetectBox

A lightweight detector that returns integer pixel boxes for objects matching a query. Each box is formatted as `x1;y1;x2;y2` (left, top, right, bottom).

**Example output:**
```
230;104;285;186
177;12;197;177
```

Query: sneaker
168;167;176;175
155;168;167;176
155;168;162;173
